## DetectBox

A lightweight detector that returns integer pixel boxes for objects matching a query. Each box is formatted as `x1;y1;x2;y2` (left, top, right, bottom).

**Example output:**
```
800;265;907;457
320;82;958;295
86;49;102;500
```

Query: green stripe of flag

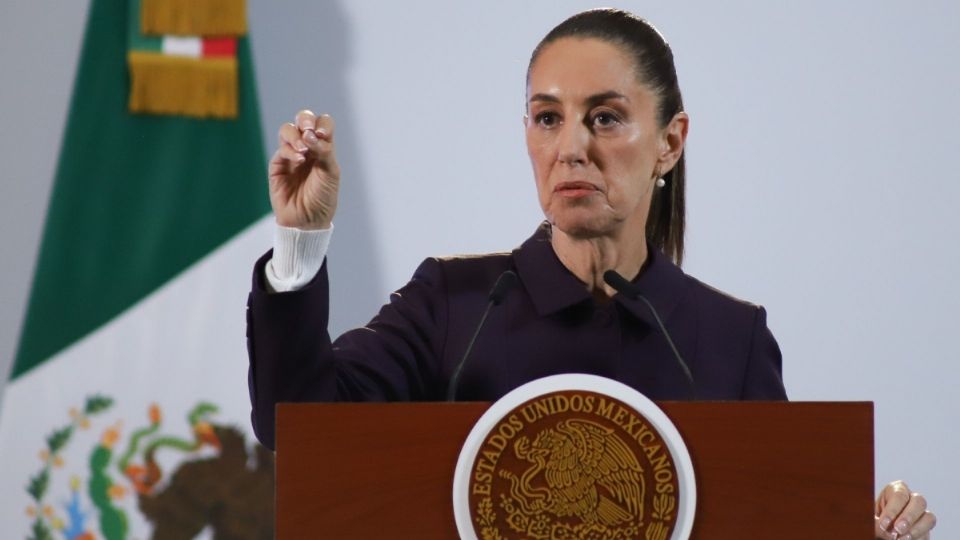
127;0;161;52
13;0;270;378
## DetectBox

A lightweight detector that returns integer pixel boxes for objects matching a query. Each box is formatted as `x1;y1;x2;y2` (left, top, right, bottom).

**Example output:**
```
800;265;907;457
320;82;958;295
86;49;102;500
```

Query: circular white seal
452;374;696;539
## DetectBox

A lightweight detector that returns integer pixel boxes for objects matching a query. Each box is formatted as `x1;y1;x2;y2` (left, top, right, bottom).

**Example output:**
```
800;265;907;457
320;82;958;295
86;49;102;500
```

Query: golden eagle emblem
498;419;644;539
467;389;682;540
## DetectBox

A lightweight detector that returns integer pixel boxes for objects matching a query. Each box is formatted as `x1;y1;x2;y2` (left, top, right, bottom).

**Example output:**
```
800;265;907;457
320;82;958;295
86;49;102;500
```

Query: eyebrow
528;91;629;107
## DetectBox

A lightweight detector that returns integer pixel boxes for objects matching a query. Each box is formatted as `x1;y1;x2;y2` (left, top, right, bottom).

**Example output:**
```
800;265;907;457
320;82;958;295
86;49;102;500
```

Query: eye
591;111;621;128
534;111;560;128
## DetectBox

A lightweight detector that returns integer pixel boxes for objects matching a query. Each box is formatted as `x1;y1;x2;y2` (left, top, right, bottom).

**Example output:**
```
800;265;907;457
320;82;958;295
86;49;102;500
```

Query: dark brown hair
529;8;687;265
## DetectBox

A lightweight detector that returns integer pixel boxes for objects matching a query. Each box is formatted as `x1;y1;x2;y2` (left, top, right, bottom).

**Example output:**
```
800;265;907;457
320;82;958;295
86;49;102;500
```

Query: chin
546;209;619;240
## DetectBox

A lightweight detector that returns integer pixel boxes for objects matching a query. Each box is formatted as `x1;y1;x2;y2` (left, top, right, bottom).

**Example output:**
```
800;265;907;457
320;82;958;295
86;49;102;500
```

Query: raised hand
268;110;340;230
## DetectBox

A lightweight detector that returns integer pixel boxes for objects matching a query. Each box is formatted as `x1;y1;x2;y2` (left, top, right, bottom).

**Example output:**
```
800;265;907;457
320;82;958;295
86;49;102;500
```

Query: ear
656;111;689;176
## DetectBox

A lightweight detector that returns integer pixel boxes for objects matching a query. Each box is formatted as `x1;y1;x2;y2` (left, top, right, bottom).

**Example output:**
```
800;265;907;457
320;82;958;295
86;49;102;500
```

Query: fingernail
294;141;308;152
295;154;305;163
303;130;318;143
880;517;892;530
902;534;912;540
315;128;328;138
895;520;909;533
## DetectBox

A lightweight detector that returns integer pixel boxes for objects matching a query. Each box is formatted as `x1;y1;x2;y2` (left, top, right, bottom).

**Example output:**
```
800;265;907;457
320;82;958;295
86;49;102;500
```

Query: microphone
603;270;697;399
446;270;519;401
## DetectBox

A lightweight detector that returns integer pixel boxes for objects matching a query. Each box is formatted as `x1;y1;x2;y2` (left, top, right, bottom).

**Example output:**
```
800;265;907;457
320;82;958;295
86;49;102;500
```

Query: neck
550;225;648;301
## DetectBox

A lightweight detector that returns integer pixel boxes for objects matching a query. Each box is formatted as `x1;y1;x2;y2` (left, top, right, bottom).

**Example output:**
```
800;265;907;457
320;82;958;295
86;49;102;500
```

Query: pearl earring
655;177;666;188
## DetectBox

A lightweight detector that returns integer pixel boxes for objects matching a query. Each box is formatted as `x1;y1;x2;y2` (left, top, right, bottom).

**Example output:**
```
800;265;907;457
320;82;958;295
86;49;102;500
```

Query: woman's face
525;37;686;239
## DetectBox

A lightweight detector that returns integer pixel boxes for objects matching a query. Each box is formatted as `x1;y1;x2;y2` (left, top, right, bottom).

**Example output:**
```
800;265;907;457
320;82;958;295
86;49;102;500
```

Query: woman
247;9;935;538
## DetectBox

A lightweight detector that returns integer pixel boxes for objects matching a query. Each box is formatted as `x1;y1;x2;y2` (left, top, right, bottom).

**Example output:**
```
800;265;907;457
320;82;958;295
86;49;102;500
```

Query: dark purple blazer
247;223;787;449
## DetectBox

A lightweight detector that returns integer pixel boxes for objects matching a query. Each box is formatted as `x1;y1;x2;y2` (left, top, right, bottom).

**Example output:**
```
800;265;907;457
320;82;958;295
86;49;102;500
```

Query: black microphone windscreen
489;270;518;305
603;269;634;295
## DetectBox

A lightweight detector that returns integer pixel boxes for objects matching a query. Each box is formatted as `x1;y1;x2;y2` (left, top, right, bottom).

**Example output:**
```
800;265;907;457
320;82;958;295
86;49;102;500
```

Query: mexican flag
0;0;275;538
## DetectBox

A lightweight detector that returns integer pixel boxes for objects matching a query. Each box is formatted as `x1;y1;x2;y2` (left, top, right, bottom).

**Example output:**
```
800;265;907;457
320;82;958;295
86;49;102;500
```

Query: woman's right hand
268;110;340;230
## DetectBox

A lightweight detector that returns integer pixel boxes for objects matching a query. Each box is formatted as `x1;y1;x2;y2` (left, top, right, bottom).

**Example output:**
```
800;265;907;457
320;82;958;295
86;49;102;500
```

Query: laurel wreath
25;395;114;540
646;493;677;540
476;497;505;540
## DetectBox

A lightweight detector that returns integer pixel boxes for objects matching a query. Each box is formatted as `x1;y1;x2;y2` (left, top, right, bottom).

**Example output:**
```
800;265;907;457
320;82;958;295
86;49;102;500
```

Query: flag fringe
128;52;237;119
141;0;247;36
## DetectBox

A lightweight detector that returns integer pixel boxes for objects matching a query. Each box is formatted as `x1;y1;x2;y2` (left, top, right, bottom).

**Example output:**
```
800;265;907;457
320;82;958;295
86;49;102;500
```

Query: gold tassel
128;51;238;119
141;0;246;36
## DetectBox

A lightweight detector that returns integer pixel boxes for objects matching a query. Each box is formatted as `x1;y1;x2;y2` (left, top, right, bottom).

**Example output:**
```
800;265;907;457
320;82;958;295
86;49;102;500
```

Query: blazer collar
512;222;689;327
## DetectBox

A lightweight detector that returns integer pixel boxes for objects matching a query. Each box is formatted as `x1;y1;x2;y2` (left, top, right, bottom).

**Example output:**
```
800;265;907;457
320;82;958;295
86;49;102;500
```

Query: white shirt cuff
264;224;333;292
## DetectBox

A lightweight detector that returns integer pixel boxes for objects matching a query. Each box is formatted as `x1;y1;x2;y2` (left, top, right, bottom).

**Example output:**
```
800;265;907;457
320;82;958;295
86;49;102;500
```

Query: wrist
274;216;332;231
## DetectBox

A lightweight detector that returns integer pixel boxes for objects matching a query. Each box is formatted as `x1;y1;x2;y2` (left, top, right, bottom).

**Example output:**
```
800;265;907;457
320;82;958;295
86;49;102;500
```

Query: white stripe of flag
162;36;202;58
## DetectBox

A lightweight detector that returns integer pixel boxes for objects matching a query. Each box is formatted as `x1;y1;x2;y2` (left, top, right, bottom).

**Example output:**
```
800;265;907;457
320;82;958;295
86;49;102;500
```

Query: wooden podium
275;401;873;539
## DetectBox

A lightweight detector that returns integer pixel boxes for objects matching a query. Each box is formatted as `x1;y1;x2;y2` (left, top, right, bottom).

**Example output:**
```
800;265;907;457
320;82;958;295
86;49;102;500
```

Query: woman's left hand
875;480;936;539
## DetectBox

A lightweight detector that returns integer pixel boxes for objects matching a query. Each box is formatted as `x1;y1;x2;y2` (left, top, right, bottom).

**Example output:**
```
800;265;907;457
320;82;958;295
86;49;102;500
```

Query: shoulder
399;252;516;324
678;272;785;399
683;274;761;312
436;251;514;267
415;251;514;290
638;246;765;331
678;273;767;334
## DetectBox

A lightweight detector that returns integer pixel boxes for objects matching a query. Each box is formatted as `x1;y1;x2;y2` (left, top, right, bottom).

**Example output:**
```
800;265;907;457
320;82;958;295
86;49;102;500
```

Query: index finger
295;109;317;132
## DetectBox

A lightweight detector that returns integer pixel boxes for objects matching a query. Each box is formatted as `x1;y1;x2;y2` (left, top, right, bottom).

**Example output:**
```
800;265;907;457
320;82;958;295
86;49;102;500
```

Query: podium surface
276;401;872;539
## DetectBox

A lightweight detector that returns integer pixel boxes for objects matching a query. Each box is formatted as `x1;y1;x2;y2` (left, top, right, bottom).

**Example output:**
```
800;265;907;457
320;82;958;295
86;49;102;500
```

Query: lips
554;181;601;198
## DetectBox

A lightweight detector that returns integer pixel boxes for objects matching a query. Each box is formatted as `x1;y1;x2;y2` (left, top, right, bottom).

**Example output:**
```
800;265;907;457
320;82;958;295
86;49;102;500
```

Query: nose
556;119;589;166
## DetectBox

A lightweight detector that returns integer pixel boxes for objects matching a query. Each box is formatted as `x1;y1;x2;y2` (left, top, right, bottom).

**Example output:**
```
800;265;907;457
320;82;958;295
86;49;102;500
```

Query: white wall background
2;0;957;534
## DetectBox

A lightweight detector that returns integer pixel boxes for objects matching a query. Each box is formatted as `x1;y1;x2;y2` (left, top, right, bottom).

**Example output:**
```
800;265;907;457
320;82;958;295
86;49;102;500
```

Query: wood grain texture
276;401;873;539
